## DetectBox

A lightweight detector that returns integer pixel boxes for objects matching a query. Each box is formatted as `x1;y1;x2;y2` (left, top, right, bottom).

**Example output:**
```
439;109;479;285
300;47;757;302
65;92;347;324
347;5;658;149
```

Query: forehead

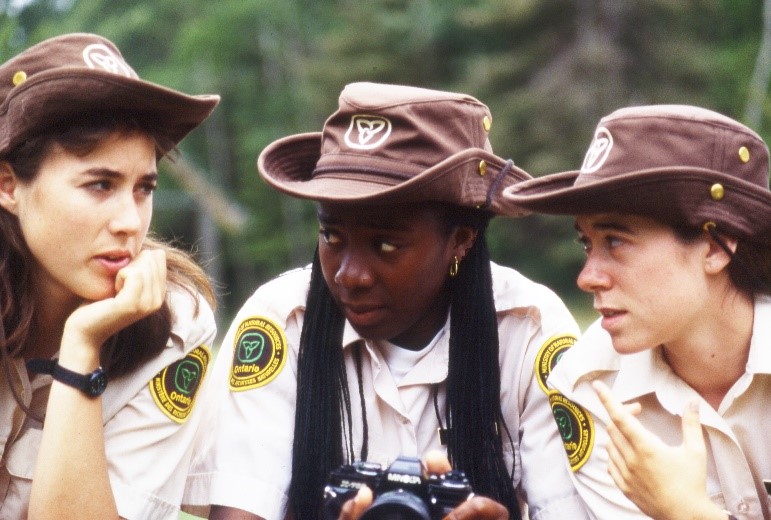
574;212;669;233
317;201;445;229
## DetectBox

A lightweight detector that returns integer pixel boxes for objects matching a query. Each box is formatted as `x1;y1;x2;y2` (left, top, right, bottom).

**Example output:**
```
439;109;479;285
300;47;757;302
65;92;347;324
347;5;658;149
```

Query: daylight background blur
2;0;770;334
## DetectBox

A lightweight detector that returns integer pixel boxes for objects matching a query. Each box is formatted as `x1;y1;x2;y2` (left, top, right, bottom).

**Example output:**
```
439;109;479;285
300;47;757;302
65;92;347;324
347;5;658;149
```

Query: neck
662;291;754;409
25;278;81;361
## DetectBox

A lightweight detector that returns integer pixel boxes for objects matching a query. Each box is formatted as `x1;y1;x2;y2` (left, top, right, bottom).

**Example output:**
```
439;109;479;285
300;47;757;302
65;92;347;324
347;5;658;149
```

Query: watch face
87;369;108;396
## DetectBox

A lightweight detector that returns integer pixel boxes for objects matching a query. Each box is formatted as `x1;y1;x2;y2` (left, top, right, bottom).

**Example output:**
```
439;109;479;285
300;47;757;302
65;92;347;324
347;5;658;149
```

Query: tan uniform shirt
185;263;589;520
547;294;771;520
0;287;216;520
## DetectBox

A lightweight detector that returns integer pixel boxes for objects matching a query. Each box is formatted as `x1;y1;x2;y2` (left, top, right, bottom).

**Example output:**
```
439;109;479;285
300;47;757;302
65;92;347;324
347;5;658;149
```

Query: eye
88;179;113;192
605;235;623;248
576;235;591;253
319;227;342;245
137;180;157;196
378;241;397;253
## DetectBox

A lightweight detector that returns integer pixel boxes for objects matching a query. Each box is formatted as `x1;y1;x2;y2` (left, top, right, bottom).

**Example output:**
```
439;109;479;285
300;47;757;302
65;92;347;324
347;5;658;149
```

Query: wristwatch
27;358;108;397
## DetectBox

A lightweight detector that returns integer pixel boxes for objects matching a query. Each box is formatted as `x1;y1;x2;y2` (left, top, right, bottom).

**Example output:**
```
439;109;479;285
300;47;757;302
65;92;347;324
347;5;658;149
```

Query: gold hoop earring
449;256;459;277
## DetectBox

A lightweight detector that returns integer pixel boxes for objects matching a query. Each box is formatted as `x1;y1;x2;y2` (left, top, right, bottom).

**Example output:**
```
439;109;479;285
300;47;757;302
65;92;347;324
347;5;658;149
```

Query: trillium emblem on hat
82;43;134;78
580;127;613;173
344;115;392;150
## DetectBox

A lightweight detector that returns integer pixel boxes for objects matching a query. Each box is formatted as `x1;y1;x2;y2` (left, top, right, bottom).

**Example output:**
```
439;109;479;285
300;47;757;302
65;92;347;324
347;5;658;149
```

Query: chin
609;336;651;355
76;283;117;302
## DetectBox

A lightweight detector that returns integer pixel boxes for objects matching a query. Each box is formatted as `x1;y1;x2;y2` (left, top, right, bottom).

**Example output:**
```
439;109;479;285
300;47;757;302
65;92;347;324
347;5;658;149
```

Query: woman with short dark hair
505;104;771;520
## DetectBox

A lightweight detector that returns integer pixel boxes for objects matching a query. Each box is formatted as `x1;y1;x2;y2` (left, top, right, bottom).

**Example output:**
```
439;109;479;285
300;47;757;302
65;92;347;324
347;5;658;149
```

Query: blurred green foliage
1;0;767;331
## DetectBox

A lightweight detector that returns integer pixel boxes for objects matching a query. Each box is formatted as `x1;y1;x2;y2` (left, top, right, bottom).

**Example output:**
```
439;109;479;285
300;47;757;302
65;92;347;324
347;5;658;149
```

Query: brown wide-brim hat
0;33;220;156
258;82;532;216
503;104;771;243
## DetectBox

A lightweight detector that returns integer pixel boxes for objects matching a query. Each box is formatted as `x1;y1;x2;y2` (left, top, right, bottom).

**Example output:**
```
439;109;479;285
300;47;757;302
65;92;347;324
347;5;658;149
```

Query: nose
334;249;374;289
107;192;145;236
576;254;611;293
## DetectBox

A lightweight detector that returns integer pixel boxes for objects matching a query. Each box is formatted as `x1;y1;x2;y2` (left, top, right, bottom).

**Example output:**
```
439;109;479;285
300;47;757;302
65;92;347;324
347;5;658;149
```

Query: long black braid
445;215;520;517
288;206;519;519
289;249;349;519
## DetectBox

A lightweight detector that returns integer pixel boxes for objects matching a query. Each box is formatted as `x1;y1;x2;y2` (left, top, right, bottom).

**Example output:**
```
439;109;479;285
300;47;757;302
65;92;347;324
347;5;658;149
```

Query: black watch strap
27;358;108;397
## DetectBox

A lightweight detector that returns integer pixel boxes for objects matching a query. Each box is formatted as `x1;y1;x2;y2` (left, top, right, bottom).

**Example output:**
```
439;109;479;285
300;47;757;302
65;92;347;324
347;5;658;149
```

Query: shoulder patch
229;316;288;391
149;344;211;424
549;392;594;472
535;334;577;393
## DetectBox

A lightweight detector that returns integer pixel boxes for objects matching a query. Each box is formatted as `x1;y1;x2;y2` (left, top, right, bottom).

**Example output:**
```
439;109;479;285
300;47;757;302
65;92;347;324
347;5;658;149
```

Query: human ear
703;232;737;275
451;225;478;261
0;162;19;215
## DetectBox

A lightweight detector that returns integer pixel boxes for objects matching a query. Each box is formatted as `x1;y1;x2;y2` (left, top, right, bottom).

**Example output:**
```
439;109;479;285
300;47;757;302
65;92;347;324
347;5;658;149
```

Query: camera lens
360;489;431;520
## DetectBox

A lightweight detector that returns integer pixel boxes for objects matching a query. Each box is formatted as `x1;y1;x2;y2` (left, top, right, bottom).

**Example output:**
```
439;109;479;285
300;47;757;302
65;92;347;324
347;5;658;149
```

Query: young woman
0;33;219;519
185;82;589;520
504;104;771;519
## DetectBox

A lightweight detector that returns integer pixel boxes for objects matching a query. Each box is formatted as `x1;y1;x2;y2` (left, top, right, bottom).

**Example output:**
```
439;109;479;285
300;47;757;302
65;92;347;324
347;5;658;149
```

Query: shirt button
737;502;749;513
399;416;409;424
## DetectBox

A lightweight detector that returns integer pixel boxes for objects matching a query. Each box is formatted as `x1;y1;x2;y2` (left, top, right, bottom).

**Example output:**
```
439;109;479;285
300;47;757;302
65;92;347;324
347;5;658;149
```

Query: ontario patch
150;344;210;424
549;392;594;472
535;334;577;394
229;316;288;391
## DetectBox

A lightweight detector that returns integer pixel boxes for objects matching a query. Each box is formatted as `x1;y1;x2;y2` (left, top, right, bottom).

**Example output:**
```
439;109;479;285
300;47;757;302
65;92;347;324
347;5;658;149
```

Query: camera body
322;455;473;520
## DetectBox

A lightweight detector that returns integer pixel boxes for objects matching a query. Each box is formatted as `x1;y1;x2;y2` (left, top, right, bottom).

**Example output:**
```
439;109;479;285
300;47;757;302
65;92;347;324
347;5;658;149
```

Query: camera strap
432;383;451;445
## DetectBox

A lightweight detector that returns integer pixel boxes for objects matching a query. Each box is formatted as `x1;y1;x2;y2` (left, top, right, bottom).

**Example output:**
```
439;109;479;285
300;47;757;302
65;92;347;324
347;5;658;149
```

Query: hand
338;451;508;520
592;380;726;520
60;249;167;364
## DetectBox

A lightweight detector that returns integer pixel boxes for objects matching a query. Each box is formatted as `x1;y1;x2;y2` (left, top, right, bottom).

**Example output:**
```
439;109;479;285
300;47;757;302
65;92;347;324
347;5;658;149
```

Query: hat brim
258;132;533;216
503;167;771;241
0;68;219;155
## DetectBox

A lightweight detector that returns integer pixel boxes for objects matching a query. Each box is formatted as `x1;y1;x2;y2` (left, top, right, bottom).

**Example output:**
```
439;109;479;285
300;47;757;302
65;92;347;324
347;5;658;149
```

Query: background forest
2;0;769;334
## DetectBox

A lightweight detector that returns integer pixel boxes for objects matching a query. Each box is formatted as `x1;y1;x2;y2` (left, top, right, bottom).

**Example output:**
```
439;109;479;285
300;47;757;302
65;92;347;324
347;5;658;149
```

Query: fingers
680;401;705;453
424;450;452;475
445;496;509;520
114;249;166;313
338;487;373;520
63;249;167;348
592;380;651;448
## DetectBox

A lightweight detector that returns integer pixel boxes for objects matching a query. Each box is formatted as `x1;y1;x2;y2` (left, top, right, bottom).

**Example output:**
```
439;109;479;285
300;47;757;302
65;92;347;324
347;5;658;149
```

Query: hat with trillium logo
257;82;533;216
0;32;219;156
503;104;771;243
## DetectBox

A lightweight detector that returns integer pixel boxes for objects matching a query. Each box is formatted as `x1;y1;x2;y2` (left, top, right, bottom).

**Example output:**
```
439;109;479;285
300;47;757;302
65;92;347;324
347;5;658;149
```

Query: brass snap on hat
503;104;771;243
257;82;533;216
0;33;220;156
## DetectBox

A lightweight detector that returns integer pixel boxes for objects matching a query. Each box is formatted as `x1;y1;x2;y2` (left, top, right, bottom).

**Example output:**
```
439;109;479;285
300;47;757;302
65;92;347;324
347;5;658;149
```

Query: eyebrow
82;168;158;182
317;209;411;231
574;219;633;234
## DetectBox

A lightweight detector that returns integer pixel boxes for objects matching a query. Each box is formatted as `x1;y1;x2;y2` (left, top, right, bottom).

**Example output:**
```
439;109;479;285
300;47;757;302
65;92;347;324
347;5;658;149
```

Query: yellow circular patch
549;392;594;472
229;316;288;391
150;344;211;424
534;334;577;394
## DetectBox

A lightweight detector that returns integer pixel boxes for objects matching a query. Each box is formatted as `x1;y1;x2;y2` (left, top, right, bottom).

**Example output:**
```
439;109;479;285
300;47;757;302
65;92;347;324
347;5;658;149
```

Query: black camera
322;455;474;520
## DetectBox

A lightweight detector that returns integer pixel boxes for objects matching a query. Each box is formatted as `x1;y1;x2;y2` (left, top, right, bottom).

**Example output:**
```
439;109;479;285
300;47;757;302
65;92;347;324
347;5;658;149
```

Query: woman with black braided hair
186;83;589;520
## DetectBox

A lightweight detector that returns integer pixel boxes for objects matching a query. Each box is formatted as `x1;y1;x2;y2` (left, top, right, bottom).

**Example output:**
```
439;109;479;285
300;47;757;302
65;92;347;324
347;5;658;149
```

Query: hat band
311;165;414;183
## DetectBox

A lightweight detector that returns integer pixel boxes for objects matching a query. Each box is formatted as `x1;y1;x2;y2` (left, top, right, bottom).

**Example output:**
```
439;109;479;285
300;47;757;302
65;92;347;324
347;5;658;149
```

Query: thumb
681;400;705;451
424;450;452;475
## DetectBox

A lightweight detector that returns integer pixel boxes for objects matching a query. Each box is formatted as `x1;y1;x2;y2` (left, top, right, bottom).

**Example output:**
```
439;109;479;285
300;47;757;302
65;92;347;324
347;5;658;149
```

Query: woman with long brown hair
0;33;219;519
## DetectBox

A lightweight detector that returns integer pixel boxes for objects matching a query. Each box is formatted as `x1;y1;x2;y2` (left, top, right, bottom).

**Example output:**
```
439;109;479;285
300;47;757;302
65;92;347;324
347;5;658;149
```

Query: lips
596;306;627;330
341;302;387;328
94;251;132;275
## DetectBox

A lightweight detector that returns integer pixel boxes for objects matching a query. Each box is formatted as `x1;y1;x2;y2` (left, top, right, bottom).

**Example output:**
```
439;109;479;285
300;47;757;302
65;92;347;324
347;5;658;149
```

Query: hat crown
575;104;770;189
0;33;137;107
0;32;218;157
314;82;494;178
